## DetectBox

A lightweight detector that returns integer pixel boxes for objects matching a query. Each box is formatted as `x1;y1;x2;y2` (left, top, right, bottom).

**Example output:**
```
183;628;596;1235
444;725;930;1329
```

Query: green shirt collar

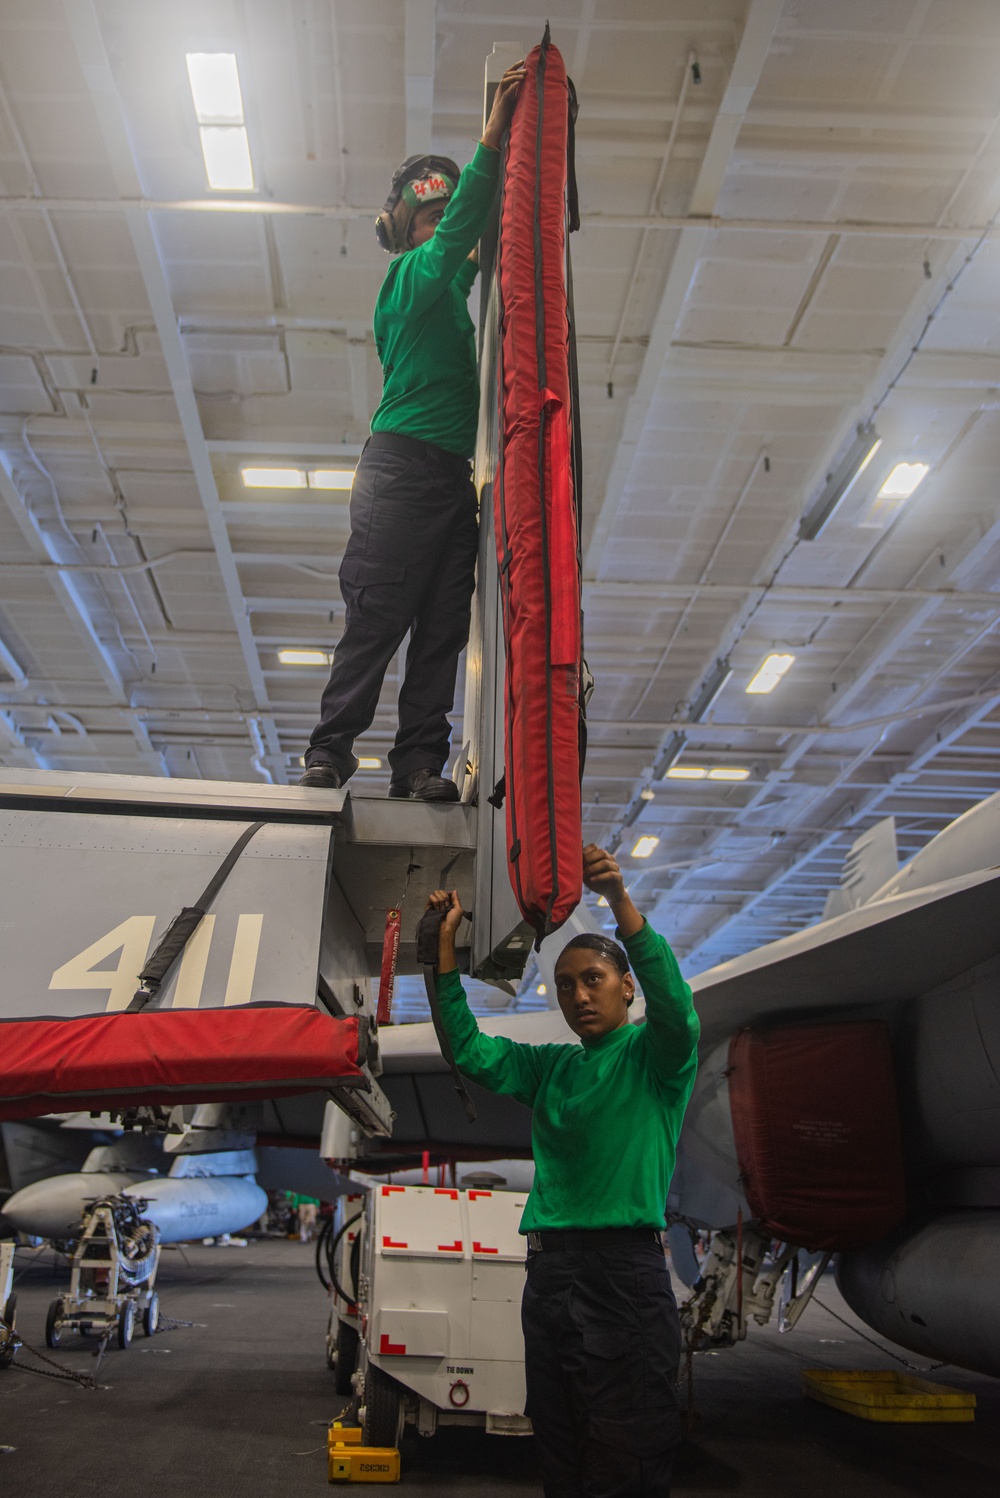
581;1020;635;1053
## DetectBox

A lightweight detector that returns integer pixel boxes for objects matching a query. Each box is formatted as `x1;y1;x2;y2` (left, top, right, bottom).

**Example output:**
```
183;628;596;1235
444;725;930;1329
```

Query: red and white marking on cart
382;1235;408;1249
472;1241;499;1254
437;1239;463;1253
380;1333;406;1355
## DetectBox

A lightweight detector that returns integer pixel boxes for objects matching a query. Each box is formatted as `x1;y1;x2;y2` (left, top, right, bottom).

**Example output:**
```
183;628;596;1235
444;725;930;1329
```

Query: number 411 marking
49;914;264;1011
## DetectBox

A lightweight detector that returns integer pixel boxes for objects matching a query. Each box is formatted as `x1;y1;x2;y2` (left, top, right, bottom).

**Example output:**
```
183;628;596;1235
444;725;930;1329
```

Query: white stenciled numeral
224;913;263;1005
48;915;264;1012
49;916;158;1012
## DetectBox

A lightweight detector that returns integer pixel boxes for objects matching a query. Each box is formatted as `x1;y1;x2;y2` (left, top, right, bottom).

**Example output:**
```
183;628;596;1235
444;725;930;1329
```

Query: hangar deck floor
1;1237;997;1495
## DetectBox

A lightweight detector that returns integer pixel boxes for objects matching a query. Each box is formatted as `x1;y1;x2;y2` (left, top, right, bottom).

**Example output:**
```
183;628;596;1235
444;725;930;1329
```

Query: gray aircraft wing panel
690;864;1000;1049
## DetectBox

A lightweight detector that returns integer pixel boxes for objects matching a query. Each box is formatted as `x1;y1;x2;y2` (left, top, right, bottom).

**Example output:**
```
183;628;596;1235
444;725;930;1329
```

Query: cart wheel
45;1299;63;1348
143;1293;159;1337
0;1292;16;1368
361;1362;404;1449
117;1300;136;1350
331;1320;359;1396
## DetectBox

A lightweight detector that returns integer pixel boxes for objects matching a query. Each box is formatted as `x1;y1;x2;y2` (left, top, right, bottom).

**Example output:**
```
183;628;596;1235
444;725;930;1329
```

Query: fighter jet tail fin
823;816;899;919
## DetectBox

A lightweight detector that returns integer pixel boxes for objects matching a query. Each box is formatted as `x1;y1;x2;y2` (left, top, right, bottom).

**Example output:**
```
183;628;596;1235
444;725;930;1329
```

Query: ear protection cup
376;154;461;253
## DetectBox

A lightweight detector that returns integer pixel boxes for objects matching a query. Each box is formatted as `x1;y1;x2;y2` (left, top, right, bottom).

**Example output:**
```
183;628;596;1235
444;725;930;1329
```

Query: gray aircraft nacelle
664;790;1000;1376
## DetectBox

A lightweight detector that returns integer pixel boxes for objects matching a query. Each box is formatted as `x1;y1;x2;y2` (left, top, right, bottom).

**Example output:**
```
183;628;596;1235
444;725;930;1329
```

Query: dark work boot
388;768;460;802
298;765;342;789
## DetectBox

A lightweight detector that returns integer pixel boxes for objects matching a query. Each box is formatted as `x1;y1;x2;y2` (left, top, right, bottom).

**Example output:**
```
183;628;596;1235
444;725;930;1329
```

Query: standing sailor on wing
425;844;701;1498
299;62;525;801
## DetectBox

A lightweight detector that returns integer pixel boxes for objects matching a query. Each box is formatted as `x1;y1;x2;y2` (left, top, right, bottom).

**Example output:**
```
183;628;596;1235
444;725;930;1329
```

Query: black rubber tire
143;1292;159;1337
362;1362;404;1449
117;1300;135;1350
333;1320;359;1396
45;1299;62;1349
0;1291;16;1368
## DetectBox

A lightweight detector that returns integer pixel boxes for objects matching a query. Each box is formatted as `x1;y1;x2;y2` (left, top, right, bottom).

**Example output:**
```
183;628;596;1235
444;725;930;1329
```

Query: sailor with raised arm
425;843;701;1498
299;62;525;801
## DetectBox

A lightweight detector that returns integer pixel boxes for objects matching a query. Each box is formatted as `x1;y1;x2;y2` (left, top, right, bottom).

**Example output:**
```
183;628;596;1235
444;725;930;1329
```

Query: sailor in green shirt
426;844;699;1497
300;62;524;801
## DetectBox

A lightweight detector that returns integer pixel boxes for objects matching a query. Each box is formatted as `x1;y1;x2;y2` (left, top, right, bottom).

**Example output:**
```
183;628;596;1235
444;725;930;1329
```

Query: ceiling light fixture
631;835;660;859
746;652;795;695
878;461;929;500
241;466;307;489
652;730;687;781
278;648;329;666
357;756;382;769
799;422;882;540
186;53;255;191
666;766;707;780
688;658;732;722
861;460;931;530
708;767;750;781
309;469;356;490
639;787;656;801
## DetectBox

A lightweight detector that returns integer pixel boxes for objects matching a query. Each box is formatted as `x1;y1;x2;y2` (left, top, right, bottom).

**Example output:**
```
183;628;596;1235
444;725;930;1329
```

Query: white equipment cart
351;1184;531;1444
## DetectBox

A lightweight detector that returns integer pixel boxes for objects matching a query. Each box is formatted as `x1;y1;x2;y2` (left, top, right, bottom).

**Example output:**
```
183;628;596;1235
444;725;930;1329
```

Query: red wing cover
728;1021;907;1251
0;1006;365;1121
495;33;583;939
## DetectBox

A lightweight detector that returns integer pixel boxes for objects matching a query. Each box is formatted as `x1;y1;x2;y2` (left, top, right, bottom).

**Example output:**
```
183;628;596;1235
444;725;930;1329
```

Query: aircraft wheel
143;1293;159;1337
333;1320;359;1396
361;1363;404;1449
45;1299;63;1348
117;1300;135;1350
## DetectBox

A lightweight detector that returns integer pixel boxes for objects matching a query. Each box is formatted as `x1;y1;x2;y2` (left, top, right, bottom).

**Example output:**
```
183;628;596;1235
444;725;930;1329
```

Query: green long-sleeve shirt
434;921;701;1232
370;143;500;458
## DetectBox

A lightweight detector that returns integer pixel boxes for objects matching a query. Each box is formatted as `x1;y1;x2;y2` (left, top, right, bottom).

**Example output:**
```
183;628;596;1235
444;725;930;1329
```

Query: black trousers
522;1231;682;1498
305;435;479;782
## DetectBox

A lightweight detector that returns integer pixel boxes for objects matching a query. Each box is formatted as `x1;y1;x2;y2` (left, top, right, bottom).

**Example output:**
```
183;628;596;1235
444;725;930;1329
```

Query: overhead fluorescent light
666;766;707;780
309;469;356;491
596;896;608;908
746;652;795;695
689;658;732;722
241;466;307;489
639;787;656;801
357;756;382;769
199;126;255;191
278;649;329;666
799;422;882;540
536;984;547;996
186;53;255;191
878;461;929;500
708;767;750;781
631;835;660;859
186;53;246;123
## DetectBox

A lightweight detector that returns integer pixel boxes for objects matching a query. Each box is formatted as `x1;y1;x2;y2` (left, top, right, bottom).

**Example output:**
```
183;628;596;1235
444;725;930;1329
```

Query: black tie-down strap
415;906;477;1124
127;821;266;1013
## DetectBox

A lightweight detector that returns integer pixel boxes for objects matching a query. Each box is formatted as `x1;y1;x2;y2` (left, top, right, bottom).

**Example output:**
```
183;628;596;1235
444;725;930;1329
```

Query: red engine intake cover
728;1020;907;1251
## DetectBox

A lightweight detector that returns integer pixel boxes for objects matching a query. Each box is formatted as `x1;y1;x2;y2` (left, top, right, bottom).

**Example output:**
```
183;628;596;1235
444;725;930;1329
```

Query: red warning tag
378;908;402;1025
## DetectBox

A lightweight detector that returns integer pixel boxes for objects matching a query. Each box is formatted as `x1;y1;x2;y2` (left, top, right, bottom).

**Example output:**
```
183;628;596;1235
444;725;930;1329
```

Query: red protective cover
496;35;583;939
728;1021;907;1251
0;1006;365;1121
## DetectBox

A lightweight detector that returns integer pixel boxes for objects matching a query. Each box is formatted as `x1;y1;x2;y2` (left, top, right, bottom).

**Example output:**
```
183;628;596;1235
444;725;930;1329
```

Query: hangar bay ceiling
1;0;999;1017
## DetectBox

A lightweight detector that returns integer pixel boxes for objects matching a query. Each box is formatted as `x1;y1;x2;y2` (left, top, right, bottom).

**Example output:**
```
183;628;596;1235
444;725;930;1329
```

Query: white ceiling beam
7;193;1000;240
62;0;282;772
584;0;785;574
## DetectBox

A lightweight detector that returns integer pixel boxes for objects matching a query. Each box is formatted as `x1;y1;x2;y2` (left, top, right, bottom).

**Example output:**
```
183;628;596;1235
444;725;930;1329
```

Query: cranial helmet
375;154;460;253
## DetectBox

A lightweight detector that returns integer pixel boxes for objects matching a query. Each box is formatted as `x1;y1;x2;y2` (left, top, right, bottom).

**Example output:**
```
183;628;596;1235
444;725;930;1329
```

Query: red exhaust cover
728;1021;907;1251
0;1006;365;1121
495;35;583;940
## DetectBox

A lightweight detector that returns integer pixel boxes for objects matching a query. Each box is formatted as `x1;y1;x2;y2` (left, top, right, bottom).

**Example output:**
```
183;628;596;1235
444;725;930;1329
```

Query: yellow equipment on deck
802;1369;976;1423
327;1423;400;1484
